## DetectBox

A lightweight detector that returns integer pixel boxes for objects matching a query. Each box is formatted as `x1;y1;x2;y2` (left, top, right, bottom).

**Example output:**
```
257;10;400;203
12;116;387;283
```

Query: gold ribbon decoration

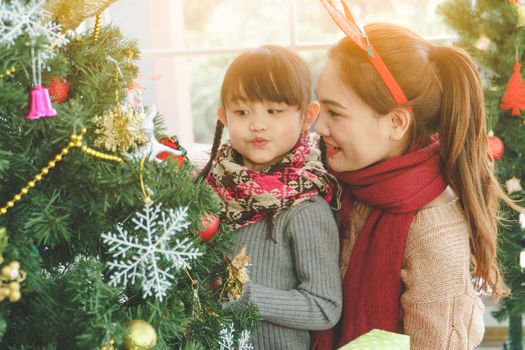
45;0;118;31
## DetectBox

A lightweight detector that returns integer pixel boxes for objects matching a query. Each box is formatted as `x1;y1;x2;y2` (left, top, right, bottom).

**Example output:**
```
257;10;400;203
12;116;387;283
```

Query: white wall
105;0;195;146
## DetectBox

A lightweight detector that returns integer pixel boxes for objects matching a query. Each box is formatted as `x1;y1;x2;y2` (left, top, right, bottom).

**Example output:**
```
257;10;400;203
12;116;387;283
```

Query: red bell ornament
199;213;220;242
25;85;57;120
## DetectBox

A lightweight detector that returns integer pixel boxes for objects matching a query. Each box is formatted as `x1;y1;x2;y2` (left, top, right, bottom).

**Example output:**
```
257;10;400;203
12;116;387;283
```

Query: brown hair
198;45;312;180
329;23;518;297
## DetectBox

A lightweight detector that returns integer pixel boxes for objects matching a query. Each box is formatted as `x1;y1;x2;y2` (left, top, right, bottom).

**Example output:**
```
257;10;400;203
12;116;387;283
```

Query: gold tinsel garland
92;14;102;43
0;66;16;80
0;128;123;215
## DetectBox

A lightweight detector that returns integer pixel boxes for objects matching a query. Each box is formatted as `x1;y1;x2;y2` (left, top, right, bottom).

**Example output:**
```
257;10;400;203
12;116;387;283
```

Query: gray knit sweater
228;195;342;350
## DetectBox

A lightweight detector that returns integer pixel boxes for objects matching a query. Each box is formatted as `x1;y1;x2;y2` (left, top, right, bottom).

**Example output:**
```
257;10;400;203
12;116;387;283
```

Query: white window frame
108;0;454;152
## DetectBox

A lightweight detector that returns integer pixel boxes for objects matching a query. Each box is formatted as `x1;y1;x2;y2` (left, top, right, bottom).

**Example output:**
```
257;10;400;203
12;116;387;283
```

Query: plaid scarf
206;134;338;229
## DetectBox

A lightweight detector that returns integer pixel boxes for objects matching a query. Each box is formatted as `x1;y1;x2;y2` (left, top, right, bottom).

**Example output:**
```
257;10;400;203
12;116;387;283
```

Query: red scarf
311;141;446;349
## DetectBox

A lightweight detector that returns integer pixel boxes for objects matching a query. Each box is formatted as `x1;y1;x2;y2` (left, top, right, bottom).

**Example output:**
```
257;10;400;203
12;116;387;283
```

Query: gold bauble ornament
45;0;117;31
124;320;157;350
8;290;21;302
8;282;20;293
100;339;116;350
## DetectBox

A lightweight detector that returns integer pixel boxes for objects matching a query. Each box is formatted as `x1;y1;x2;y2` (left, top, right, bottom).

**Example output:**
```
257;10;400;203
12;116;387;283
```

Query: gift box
337;329;410;350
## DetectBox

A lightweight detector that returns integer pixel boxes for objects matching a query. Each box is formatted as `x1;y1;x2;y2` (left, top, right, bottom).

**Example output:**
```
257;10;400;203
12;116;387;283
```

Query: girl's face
315;59;407;172
218;97;318;172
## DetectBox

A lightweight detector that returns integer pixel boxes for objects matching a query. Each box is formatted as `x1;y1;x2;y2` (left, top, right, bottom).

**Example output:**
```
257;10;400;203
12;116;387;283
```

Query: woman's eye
268;109;283;115
326;108;340;117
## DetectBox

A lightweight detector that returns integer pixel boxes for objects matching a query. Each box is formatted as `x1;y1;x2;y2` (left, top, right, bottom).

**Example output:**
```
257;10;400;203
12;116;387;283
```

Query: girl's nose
249;123;267;132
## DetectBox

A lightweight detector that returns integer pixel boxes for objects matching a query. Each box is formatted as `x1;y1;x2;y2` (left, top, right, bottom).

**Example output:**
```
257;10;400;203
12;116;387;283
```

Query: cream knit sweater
340;196;485;350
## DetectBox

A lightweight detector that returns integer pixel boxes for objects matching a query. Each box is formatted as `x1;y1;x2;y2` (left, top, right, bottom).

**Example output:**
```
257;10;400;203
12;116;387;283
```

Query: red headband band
320;0;411;110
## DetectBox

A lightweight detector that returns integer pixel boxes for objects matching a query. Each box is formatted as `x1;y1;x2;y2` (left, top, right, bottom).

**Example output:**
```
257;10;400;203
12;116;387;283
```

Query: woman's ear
388;107;411;141
217;106;227;127
302;101;320;132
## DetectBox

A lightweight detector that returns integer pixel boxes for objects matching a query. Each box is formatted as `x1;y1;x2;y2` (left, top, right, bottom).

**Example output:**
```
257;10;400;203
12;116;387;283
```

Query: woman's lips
324;141;341;156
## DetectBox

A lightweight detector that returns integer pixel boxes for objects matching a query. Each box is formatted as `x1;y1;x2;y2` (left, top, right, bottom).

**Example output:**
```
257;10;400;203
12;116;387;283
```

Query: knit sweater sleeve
400;202;485;350
241;199;342;331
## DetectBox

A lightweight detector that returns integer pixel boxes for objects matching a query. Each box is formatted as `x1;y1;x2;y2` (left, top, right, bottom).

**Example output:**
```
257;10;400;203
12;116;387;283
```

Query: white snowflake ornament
219;323;253;350
519;212;525;230
506;176;523;195
0;0;68;54
219;323;235;350
238;330;254;350
101;203;202;300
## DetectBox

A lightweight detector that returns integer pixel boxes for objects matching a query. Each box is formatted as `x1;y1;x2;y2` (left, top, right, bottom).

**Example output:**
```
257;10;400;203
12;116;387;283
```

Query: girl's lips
251;137;268;148
324;141;341;156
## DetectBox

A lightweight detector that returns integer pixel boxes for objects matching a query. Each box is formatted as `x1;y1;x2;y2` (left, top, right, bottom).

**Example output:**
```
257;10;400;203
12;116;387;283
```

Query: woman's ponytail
435;45;514;297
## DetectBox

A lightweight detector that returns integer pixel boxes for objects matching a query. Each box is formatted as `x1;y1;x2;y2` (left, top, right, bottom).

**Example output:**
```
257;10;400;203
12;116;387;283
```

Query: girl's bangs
221;51;307;109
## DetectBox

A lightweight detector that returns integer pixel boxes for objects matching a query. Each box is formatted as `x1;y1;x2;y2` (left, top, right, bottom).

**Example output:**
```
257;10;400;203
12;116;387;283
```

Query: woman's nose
314;114;329;136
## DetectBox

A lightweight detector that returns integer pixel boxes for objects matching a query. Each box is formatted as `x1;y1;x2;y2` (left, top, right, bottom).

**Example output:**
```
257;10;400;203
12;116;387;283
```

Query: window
106;0;454;147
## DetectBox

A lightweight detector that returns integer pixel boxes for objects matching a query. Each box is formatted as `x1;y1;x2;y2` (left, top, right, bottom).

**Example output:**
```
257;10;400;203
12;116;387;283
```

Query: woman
310;9;517;349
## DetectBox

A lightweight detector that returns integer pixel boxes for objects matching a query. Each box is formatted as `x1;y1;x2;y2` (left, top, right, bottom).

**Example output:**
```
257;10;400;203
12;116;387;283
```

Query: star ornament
92;106;148;155
225;245;250;300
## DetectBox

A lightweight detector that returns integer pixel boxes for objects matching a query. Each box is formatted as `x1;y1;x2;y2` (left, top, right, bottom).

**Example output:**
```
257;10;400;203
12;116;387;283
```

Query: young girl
198;45;342;349
311;3;519;349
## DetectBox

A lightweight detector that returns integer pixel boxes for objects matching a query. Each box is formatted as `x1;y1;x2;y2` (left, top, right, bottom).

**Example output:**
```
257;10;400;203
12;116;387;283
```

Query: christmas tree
0;1;257;349
438;0;525;349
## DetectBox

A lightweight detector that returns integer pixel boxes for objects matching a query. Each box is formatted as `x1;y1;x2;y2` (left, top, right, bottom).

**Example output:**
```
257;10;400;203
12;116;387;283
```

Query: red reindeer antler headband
320;0;410;109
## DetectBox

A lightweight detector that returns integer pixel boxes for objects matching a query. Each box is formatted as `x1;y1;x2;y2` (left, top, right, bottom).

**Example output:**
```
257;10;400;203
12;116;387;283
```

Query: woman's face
315;59;404;172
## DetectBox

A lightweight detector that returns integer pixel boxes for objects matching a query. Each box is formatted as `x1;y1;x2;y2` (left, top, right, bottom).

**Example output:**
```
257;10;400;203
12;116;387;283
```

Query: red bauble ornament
199;213;220;242
211;277;223;291
44;77;71;104
501;60;525;116
156;137;186;168
488;135;504;160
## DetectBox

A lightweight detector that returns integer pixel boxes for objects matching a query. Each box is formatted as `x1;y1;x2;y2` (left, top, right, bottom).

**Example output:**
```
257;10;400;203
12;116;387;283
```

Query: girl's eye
268;109;282;115
234;110;249;116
